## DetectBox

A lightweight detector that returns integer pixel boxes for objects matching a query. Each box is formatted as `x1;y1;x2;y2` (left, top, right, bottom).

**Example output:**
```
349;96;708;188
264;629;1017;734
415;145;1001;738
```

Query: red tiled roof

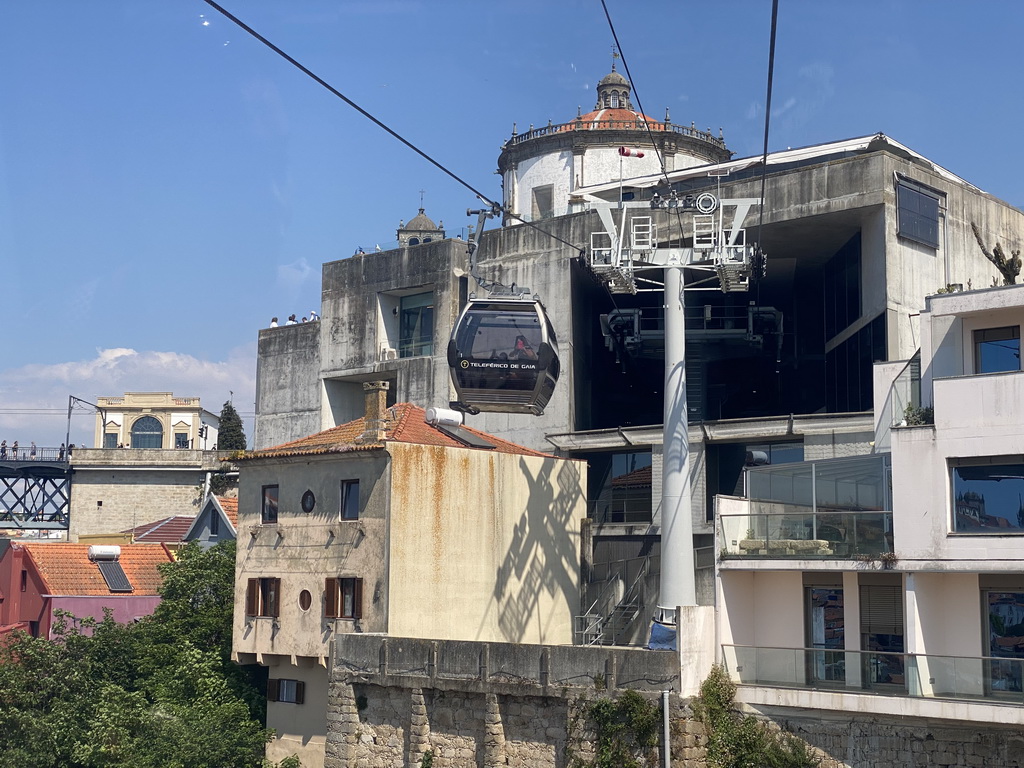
216;496;238;528
240;403;554;460
121;515;196;543
19;542;173;596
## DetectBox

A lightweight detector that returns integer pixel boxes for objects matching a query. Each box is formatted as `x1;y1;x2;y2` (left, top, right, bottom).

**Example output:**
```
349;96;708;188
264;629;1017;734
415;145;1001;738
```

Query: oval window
299;590;312;611
301;490;316;513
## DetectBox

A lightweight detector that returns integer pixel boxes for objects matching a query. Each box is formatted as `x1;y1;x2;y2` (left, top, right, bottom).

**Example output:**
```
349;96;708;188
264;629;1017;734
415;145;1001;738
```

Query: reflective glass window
974;326;1020;374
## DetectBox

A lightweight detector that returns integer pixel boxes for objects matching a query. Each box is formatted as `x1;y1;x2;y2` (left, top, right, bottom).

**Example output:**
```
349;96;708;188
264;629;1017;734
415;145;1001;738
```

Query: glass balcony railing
722;645;1024;705
719;510;893;559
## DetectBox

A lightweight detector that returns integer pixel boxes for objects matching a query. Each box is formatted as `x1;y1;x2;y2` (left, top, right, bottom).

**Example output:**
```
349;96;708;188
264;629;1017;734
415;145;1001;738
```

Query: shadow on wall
491;458;584;643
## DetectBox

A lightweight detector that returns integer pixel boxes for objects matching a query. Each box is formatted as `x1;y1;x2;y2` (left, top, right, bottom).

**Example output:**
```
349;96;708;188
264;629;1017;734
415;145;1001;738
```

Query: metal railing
0;446;69;463
722;644;1024;705
719;510;894;559
504;119;726;149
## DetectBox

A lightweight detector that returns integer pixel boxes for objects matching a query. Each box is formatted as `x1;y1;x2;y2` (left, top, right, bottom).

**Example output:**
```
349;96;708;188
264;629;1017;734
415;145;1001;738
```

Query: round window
299;590;312;611
301;490;316;513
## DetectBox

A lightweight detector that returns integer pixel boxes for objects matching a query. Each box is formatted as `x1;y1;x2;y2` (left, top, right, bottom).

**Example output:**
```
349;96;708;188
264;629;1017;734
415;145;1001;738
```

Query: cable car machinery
580;184;768;626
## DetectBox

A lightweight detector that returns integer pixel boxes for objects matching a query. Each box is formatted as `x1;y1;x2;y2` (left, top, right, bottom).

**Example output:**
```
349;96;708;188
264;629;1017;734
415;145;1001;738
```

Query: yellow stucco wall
386;443;586;644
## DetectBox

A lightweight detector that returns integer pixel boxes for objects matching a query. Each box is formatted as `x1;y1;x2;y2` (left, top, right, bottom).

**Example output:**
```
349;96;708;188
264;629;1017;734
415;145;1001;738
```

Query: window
301;490;316;514
20;570;27;592
398;291;434;358
587;452;652;524
298;590;312;611
261;485;279;524
531;185;554;221
267;678;305;704
245;577;281;617
130;416;163;449
974;326;1020;374
103;432;118;449
175;432;190;449
896;179;941;248
340;480;359;520
325;577;363;619
806;587;844;684
825;313;886;413
987;592;1024;693
860;581;905;687
823;233;861;340
952;458;1024;533
210;511;220;537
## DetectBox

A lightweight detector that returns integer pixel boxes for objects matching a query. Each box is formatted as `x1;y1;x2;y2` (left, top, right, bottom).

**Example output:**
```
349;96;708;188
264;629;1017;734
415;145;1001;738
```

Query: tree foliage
0;541;289;767
692;664;819;768
218;400;247;451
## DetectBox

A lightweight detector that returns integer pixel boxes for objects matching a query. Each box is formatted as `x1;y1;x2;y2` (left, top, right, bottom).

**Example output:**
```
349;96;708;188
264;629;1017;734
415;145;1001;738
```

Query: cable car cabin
447;297;560;415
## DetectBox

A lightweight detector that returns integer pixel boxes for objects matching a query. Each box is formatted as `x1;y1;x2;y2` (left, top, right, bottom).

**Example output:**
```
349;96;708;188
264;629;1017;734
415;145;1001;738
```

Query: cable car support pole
657;263;696;625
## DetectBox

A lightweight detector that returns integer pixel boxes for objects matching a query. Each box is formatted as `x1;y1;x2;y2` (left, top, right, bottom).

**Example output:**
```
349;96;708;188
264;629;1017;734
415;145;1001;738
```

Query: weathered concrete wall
325;634;679;768
255;322;321;449
387;443;586;644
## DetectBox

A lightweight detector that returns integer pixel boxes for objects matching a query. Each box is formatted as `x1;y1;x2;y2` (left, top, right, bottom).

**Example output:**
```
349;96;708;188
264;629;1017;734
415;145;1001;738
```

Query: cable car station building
254;65;1024;648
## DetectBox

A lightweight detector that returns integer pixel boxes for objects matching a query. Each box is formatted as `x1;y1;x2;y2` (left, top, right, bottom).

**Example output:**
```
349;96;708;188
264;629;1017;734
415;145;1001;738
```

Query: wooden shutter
245;578;259;616
267;678;280;702
294;680;306;705
325;578;338;618
353;578;363;620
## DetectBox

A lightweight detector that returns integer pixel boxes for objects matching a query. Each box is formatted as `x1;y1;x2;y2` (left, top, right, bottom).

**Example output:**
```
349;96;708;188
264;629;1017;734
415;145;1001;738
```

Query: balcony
723;644;1024;706
720;453;893;560
720;510;893;559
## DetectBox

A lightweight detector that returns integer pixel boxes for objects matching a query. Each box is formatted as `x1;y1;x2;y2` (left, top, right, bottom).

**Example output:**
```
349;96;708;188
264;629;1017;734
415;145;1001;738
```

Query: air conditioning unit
380;347;398;361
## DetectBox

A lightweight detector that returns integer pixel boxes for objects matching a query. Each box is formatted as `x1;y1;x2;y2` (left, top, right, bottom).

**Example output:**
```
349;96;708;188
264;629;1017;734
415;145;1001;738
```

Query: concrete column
842;571;862;689
483;693;506;768
659;264;696;623
407;687;431;767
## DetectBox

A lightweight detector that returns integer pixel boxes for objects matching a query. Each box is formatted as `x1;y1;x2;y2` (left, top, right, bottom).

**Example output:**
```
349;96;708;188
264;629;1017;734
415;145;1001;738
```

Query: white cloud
0;346;256;448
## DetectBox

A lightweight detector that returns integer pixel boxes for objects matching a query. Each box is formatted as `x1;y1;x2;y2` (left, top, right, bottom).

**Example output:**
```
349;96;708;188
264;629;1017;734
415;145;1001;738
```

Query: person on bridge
30;442;36;460
0;440;6;459
11;441;18;460
58;443;65;461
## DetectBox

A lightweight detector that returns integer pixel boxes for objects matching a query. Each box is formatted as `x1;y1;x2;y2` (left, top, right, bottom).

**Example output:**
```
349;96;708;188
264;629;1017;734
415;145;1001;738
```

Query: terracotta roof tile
216;496;238;528
240;403;554;460
121;516;196;543
19;542;173;596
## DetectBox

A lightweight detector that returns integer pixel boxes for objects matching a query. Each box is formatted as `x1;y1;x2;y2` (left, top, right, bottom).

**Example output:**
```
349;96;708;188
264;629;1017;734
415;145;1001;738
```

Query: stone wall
757;708;1024;768
325;635;679;768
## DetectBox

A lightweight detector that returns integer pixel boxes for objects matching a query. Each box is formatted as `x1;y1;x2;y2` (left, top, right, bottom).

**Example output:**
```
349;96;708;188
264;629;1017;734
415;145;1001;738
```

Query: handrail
724;643;1024;665
505;119;727;149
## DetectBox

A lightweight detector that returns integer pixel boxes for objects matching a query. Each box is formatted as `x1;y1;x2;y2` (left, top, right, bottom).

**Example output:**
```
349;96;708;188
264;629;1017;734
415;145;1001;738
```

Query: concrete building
233;383;586;766
715;283;1024;733
252;64;1024;644
94;392;219;450
67;448;234;542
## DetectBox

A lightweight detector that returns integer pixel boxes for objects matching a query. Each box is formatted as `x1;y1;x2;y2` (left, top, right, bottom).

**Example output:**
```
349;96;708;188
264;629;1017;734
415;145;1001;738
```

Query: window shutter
353;578;363;620
246;578;259;616
860;585;903;636
325;578;338;618
295;680;306;705
267;678;280;702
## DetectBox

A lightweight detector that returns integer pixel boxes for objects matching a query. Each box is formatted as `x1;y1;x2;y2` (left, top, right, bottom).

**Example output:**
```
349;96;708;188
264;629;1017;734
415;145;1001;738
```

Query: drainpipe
662;689;672;768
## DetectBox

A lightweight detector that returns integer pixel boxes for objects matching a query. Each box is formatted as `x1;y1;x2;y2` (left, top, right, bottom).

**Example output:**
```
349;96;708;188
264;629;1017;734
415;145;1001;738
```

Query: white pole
658;264;696;624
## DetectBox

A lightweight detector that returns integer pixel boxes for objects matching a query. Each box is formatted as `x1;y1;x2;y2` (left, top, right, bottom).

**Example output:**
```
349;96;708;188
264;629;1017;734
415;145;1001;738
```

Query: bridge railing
0;446;70;462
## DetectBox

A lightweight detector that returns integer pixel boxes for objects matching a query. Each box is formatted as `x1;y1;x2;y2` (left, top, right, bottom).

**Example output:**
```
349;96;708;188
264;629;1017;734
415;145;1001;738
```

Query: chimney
359;381;391;443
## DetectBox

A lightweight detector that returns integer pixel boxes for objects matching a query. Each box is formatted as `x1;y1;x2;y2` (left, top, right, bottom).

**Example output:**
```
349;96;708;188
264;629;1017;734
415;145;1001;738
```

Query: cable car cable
201;0;583;256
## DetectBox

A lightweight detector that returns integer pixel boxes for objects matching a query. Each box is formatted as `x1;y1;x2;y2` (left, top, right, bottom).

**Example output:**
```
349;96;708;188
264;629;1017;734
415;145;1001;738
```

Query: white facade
712;284;1024;724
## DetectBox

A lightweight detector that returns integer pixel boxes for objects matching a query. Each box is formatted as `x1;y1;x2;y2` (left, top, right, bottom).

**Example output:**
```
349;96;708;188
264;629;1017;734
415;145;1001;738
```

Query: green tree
0;542;275;767
218;400;247;451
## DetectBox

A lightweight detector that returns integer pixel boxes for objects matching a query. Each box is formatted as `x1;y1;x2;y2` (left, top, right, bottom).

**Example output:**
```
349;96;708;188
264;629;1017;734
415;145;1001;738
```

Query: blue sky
3;0;1024;446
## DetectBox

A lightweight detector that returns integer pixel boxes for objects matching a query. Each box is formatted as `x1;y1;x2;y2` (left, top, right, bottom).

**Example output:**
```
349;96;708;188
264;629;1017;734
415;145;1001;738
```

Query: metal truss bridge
0;446;71;531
